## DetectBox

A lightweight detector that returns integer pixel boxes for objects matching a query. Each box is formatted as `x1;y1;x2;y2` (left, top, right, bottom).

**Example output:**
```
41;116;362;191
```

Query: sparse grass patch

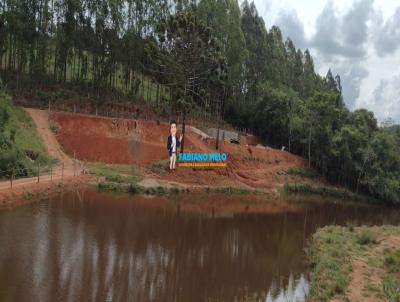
213;186;253;195
308;226;400;302
22;191;34;201
308;226;353;301
357;230;378;245
282;182;380;204
49;123;60;134
384;249;400;272
287;167;319;179
97;182;123;192
382;274;400;301
87;162;142;183
149;159;169;176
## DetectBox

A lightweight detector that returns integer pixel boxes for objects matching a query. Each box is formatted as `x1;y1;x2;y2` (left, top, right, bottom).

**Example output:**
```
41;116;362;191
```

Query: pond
0;190;399;302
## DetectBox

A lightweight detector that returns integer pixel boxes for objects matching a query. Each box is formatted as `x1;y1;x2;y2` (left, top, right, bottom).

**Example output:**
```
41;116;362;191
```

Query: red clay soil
51;112;307;190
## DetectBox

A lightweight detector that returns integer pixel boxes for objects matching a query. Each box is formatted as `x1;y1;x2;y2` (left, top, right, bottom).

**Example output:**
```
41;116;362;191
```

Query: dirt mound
52;112;307;189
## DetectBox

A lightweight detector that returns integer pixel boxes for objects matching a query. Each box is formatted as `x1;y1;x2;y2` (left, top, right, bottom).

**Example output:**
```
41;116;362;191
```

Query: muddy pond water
0;189;399;302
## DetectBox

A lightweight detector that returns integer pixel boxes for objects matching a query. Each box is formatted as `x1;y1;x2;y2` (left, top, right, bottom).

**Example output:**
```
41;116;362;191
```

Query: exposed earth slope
51;111;307;190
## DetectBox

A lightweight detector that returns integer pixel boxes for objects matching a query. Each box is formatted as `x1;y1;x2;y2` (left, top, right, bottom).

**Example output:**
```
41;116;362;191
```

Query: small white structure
208;128;239;142
190;126;210;140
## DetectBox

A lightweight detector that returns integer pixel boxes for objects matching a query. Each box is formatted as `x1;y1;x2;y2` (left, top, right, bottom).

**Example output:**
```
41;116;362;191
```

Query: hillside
0;92;51;178
50;111;309;190
1;0;399;203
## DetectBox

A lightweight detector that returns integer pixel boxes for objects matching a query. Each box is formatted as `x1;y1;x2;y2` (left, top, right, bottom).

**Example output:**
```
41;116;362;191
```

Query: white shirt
172;135;176;153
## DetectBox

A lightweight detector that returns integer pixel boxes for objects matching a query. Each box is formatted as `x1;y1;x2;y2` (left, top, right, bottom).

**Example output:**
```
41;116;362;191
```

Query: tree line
0;0;399;203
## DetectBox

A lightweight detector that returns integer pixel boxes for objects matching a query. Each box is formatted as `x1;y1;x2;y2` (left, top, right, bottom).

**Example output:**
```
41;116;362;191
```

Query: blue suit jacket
167;135;181;156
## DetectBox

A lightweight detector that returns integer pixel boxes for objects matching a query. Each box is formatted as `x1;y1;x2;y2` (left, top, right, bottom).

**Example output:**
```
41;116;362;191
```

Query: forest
0;0;399;203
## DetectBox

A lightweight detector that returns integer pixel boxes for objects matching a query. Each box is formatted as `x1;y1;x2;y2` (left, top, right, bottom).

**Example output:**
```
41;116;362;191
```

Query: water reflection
0;190;399;302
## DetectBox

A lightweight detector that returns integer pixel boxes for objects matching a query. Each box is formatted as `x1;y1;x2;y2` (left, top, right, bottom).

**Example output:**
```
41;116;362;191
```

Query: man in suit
167;121;183;171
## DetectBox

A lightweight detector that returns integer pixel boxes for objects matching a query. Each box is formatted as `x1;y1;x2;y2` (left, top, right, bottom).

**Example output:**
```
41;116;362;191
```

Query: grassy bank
86;162;143;183
308;225;400;301
0;90;50;178
282;182;381;204
87;161;187;195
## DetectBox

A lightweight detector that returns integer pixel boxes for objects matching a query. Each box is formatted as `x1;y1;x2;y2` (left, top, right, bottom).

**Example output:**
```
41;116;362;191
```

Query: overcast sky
252;0;400;124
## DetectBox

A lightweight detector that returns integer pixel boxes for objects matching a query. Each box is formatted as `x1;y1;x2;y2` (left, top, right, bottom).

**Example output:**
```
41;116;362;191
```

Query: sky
251;0;400;124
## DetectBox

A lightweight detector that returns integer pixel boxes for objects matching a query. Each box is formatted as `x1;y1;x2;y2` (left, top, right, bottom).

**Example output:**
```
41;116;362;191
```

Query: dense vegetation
0;89;50;177
0;0;399;202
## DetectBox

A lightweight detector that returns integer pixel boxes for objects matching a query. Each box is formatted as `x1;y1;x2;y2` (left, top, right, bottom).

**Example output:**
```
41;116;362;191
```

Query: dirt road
0;109;80;193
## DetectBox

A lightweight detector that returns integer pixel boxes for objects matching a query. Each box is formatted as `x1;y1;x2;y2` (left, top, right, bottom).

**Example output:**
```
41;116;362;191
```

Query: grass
356;230;378;245
149;159;169;176
87;162;143;183
382;249;400;301
0;91;52;178
287;167;319;179
96;181;188;196
282;182;380;204
308;225;400;301
1;92;48;154
382;274;400;301
88;161;189;195
87;162;144;194
207;186;255;195
307;226;353;300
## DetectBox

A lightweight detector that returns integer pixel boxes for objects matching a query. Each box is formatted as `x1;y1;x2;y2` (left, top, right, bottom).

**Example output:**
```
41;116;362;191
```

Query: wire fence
0;160;84;190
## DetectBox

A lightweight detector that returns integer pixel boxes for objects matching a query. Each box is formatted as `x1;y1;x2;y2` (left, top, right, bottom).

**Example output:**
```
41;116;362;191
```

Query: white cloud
358;74;400;122
274;10;306;48
252;0;400;123
373;8;400;56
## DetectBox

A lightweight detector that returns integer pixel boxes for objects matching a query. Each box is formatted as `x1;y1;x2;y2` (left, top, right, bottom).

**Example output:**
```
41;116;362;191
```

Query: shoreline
0;170;385;211
0;175;90;210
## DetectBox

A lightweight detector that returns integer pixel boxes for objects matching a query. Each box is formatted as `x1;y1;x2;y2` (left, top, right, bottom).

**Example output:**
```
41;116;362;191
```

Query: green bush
128;184;142;194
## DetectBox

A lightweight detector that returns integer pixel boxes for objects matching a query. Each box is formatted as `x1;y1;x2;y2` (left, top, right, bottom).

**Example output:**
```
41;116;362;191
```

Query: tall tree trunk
308;126;312;168
181;81;187;153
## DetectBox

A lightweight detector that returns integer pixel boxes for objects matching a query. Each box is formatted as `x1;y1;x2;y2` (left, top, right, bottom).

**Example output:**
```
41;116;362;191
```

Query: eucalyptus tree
155;11;227;151
240;1;268;103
